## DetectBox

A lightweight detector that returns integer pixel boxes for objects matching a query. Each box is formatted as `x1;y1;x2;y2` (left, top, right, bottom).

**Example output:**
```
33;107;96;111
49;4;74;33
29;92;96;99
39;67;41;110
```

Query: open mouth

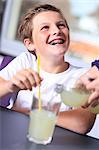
48;39;65;45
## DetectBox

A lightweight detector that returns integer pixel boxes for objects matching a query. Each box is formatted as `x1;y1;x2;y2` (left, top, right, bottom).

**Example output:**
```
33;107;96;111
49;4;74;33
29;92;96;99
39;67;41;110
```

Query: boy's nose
51;25;60;35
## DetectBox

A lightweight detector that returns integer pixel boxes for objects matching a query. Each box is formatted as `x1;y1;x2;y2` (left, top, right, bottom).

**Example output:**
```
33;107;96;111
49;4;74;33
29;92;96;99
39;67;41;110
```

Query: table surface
0;106;99;150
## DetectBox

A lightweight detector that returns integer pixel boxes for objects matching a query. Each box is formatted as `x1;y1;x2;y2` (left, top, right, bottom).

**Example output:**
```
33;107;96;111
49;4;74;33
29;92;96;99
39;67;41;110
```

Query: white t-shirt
0;52;88;111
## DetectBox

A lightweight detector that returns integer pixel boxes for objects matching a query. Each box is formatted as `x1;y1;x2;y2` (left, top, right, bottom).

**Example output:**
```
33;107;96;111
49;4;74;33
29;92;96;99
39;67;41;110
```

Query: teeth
51;42;56;45
49;39;64;45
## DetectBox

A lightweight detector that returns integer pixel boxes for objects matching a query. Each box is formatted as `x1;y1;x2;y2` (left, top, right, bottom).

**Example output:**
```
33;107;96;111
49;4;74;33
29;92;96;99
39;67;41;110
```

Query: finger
13;71;32;90
91;99;99;108
81;101;90;108
32;71;43;85
78;66;99;85
20;69;42;89
19;76;32;90
20;69;37;88
88;91;99;104
76;73;91;87
86;79;99;91
28;68;43;85
11;76;27;91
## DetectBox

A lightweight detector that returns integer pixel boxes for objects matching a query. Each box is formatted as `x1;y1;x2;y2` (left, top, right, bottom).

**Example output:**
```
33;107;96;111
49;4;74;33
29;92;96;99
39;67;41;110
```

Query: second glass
27;89;61;145
55;79;90;107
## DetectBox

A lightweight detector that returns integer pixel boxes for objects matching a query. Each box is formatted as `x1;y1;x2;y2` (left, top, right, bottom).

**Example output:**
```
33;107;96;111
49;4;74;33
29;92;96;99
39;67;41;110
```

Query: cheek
34;32;44;42
33;38;46;52
32;31;49;48
33;36;41;47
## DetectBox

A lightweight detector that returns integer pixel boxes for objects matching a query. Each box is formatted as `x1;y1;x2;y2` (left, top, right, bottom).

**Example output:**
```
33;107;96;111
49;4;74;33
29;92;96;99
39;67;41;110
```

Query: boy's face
31;11;69;59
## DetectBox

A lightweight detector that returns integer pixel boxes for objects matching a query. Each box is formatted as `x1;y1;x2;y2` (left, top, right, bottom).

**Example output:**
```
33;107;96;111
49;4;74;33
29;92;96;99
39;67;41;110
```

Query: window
1;0;99;65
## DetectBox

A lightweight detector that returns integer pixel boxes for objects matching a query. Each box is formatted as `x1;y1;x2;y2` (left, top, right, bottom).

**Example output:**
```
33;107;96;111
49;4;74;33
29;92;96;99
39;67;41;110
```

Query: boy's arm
0;77;11;97
12;100;96;134
0;68;42;99
12;104;30;115
57;107;96;134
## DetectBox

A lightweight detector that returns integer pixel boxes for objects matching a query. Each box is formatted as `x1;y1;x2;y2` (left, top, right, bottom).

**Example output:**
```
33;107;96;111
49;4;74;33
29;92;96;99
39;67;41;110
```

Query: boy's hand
76;66;99;108
8;68;42;93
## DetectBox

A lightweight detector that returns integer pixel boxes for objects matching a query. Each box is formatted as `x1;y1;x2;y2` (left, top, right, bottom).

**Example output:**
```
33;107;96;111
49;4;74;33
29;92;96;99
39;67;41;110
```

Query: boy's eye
41;26;49;31
58;23;66;28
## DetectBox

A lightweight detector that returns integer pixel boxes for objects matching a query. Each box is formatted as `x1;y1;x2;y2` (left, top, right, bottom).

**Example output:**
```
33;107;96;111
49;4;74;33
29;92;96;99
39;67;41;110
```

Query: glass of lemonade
55;79;90;107
55;82;99;114
27;91;61;145
61;85;90;107
89;104;99;114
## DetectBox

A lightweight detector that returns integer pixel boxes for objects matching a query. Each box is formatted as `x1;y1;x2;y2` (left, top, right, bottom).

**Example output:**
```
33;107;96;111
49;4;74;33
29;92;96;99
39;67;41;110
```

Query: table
0;106;99;150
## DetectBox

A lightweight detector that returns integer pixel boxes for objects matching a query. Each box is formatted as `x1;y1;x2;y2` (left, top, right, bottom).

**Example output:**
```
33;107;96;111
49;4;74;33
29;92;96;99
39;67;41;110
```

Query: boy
0;4;96;134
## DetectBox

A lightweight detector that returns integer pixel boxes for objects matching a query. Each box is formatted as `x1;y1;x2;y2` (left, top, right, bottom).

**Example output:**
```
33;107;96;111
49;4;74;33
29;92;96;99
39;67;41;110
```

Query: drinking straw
37;55;42;111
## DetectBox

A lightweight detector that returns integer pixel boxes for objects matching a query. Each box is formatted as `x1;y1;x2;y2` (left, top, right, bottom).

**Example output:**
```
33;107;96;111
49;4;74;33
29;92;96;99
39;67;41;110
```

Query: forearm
57;107;96;134
12;105;30;115
11;99;30;115
0;77;12;98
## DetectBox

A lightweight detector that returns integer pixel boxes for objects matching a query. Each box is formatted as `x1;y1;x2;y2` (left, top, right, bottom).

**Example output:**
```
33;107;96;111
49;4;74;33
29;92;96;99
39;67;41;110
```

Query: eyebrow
39;20;65;26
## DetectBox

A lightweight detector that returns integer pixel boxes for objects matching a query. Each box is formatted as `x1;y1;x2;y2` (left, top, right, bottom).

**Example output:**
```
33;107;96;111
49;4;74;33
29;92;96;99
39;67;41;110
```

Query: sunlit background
0;0;99;66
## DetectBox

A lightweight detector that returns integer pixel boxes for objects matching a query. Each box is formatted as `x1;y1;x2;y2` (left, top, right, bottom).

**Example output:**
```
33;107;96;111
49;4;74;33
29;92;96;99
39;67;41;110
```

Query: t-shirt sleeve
0;52;36;80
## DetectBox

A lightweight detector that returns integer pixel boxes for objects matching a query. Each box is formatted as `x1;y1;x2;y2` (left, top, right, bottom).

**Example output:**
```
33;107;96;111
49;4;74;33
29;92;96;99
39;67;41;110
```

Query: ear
24;38;35;52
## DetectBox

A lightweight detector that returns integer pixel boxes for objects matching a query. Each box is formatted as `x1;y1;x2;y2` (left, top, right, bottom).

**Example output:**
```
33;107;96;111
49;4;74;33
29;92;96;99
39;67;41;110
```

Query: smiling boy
0;4;96;134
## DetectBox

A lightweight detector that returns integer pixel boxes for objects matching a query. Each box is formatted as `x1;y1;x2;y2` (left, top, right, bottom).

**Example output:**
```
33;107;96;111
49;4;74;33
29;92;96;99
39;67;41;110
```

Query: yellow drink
90;104;99;114
28;109;56;144
61;88;90;107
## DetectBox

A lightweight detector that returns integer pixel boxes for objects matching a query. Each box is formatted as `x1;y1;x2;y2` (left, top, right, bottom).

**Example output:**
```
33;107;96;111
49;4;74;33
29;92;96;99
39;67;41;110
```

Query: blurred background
0;0;99;139
0;0;99;66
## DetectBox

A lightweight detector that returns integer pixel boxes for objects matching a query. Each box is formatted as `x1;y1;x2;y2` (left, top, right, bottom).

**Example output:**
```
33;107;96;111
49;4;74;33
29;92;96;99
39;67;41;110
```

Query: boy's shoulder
13;51;37;69
17;51;35;59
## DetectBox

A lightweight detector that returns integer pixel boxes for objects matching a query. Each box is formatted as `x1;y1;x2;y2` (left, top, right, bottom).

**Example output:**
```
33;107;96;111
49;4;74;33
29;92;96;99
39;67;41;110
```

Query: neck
40;58;69;73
